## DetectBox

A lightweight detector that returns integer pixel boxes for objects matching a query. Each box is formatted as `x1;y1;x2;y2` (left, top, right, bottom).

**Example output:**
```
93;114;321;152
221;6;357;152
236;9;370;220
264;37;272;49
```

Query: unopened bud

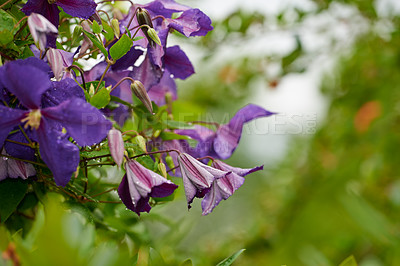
130;80;153;114
90;12;103;27
136;7;156;47
153;129;161;138
165;155;175;174
89;83;95;97
147;28;162;46
134;135;147;152
107;128;125;167
111;18;120;39
72;25;83;44
158;162;167;178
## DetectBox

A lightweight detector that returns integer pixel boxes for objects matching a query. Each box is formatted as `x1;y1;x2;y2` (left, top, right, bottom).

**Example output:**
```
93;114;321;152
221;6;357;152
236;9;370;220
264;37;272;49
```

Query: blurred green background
2;0;400;265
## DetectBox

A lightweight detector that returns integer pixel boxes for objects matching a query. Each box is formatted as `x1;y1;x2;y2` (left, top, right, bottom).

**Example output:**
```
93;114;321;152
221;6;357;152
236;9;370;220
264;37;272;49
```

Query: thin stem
87;162;115;167
167;165;179;173
12;16;28;32
67;65;87;90
91;187;118;198
95;61;112;93
0;154;46;167
122;129;140;136
0;0;13;9
83;161;88;194
110;77;135;92
82;153;111;161
18;125;34;145
130;149;180;160
5;139;33;148
125;6;140;31
196;156;214;162
97;10;111;22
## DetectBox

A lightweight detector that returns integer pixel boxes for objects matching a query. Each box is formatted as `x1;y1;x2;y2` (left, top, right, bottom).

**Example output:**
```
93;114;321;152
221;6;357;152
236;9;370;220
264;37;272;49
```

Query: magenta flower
118;159;178;215
0;58;111;186
177;153;229;208
22;0;96;28
177;104;275;159
201;160;263;215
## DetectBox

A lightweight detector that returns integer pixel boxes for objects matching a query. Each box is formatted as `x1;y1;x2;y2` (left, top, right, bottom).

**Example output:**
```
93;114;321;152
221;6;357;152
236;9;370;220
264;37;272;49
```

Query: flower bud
134;135;147;152
111;18;120;39
130;80;153;114
47;48;64;81
165;154;175;173
107;128;125;167
147;28;162;46
72;25;83;44
158;162;168;178
136;7;156;47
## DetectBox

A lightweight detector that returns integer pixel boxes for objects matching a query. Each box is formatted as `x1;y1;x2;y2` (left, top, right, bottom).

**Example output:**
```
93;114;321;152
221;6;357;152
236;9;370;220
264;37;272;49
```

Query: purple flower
27;13;58;50
201;160;263;215
46;48;75;81
118;159;178;215
177;104;275;159
22;0;97;27
0;58;111;186
0;150;36;181
177;153;229;208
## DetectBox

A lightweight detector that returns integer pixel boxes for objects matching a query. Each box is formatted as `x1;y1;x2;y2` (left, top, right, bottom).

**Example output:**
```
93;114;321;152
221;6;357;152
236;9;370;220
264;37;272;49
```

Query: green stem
0;154;46;167
95;61;112;93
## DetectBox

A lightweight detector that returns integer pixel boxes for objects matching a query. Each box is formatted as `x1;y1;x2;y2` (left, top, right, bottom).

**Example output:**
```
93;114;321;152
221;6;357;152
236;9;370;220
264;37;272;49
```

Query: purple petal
7;159;36;179
36;118;80;186
46;48;74;81
111;47;144;72
166;9;213;37
107;128;125;167
201;183;223;215
212;160;263;177
0;106;26;148
41;78;85;108
102;104;130;127
118;160;177;215
1;58;52;109
22;0;60;27
148;70;177;106
4;130;36;161
131;56;163;92
42;98;112;146
56;0;97;19
178;153;228;206
164;46;194;80
84;61;108;82
118;174;138;212
213;104;275;159
144;0;190;18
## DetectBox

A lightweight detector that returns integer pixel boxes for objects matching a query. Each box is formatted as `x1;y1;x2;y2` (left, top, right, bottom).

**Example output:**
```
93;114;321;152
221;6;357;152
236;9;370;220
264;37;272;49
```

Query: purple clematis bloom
27;13;58;50
177;153;230;208
118;159;178;215
0;58;111;186
201;160;263;215
177;104;275;160
22;0;97;27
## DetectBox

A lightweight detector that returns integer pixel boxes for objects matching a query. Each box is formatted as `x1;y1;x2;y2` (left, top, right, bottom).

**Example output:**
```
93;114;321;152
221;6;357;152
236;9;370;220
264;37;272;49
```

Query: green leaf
102;21;115;42
339;255;357;266
0;179;28;223
92;20;102;34
0;10;17;33
90;86;111;108
109;34;133;61
216;249;245;266
0;30;13;45
132;36;144;42
83;30;108;58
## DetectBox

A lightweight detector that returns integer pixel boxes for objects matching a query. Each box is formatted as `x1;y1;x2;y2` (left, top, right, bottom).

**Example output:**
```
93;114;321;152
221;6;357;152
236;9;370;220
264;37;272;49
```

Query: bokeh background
2;0;400;265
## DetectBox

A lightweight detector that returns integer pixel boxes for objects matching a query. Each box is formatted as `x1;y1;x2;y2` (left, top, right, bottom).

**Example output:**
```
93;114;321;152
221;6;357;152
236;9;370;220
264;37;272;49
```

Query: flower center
48;0;57;4
21;109;42;130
